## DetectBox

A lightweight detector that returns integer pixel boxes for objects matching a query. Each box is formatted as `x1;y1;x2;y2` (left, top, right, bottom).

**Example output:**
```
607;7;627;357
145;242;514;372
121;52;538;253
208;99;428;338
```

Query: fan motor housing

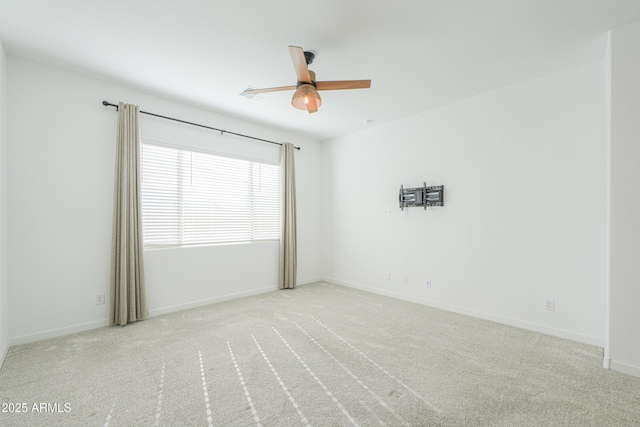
304;51;315;65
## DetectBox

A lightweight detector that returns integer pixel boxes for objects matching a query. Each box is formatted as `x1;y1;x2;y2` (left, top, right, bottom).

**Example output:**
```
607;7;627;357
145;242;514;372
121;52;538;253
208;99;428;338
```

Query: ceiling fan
241;45;371;114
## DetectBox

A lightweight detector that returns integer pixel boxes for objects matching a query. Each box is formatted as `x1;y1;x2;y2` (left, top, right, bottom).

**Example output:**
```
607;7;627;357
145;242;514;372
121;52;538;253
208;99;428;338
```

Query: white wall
603;32;612;368
322;61;607;346
0;40;9;365
608;20;640;377
7;57;322;343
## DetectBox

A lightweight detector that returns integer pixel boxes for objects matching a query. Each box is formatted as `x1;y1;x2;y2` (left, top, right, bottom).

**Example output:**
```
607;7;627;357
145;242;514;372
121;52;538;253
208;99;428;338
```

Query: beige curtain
279;143;297;289
110;102;148;325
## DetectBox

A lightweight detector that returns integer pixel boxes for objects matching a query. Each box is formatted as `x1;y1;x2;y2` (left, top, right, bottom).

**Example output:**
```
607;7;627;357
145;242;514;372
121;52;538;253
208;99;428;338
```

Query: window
141;143;280;248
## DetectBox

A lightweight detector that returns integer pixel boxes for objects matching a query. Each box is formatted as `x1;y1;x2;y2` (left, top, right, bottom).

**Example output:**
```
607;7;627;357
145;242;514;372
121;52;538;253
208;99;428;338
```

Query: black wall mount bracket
399;183;444;210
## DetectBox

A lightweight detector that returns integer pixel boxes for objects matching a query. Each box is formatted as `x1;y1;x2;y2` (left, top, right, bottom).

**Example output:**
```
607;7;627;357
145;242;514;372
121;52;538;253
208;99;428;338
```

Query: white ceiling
1;0;640;141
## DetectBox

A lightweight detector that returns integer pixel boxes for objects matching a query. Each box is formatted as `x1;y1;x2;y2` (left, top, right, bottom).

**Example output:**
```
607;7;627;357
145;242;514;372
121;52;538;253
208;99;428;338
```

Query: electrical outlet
385;209;390;217
425;279;432;288
545;299;555;311
385;273;391;281
403;276;410;284
96;293;105;305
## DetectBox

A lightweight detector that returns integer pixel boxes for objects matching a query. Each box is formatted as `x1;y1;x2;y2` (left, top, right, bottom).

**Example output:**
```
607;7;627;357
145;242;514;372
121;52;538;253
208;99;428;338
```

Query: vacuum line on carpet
250;335;307;426
154;363;165;427
308;315;442;414
358;399;388;426
271;327;360;427
198;350;214;427
103;398;116;427
227;341;264;426
292;320;410;427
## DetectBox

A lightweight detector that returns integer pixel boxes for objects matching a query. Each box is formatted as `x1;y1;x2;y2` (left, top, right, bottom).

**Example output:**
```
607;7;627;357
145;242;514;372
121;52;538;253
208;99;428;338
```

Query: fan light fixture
291;84;322;113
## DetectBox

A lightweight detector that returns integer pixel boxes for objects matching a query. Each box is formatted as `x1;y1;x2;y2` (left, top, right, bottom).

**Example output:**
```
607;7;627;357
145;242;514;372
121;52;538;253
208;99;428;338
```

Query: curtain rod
102;101;300;150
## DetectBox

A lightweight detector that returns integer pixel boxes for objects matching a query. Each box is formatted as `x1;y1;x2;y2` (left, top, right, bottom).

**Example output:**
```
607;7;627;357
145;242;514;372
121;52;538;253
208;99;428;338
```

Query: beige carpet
1;282;639;426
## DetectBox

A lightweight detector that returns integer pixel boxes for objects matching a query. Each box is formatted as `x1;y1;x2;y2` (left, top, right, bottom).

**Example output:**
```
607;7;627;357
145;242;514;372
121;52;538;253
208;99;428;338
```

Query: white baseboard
297;276;323;286
149;285;278;317
0;342;9;371
323;277;603;348
10;319;110;346
7;281;323;347
609;359;640;378
149;278;323;317
10;285;283;346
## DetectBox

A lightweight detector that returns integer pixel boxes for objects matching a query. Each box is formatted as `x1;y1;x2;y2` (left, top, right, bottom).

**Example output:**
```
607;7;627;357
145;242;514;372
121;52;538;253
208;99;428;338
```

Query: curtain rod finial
102;100;109;106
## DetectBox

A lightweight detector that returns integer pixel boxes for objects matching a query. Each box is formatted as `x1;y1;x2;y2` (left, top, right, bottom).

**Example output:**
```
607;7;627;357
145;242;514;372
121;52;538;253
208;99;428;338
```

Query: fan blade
289;45;312;83
241;85;297;95
316;80;371;91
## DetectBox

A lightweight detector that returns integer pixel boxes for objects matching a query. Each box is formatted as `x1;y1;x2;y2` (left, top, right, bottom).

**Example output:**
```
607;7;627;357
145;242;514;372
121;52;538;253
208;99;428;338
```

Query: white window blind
141;143;280;248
